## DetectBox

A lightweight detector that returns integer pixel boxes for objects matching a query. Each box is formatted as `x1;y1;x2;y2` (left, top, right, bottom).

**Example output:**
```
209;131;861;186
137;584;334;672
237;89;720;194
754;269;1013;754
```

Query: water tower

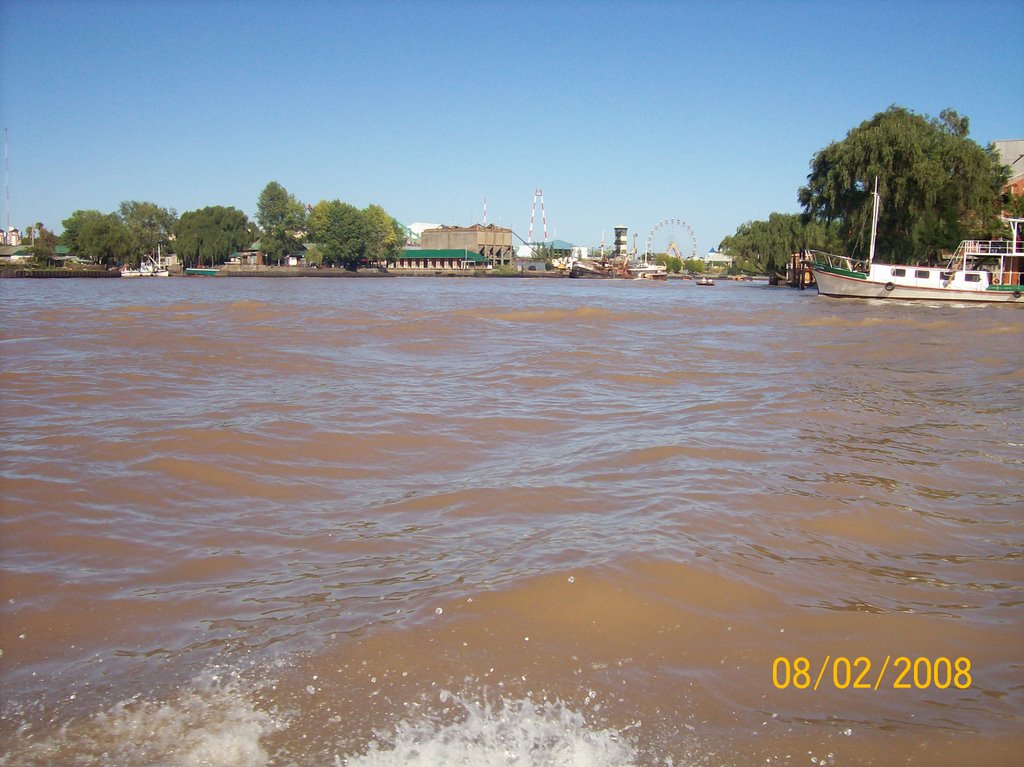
614;226;628;260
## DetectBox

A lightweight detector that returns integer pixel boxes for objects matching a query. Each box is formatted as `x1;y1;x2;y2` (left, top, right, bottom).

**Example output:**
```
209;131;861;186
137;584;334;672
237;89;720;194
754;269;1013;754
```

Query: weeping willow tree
718;213;836;275
174;206;251;268
798;107;1007;263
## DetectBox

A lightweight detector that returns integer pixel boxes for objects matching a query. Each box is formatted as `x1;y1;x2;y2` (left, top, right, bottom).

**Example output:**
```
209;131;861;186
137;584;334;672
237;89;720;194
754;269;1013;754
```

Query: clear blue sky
1;0;1021;254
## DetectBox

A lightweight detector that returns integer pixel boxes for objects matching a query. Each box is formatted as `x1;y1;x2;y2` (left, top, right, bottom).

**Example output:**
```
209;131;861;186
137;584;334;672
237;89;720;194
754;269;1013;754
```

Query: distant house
518;238;573;260
0;244;31;262
514;256;547;272
230;241;264;266
704;248;733;270
51;245;77;265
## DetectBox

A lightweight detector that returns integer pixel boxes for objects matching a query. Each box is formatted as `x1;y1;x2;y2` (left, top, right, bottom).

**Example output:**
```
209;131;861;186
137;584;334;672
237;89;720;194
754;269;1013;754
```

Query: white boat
695;276;715;286
121;252;170;278
627;254;668;281
629;263;668;281
808;181;1024;302
140;256;170;277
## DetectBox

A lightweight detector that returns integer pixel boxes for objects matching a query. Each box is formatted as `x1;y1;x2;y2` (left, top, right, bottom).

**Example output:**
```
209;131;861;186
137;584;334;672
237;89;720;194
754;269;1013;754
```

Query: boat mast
868;177;880;264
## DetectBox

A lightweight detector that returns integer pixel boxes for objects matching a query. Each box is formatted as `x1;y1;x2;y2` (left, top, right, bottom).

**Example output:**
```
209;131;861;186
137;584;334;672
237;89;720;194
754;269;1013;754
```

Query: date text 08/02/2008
772;656;972;691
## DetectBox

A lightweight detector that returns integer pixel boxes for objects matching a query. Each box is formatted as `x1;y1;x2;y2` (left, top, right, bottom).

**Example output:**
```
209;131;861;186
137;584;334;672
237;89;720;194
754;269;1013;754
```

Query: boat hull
570;264;611;279
810;265;1023;303
185;268;221;276
632;272;667;281
628;265;668;281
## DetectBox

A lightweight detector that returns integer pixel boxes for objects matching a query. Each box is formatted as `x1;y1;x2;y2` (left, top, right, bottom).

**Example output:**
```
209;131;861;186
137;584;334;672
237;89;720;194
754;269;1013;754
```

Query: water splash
0;671;284;767
338;692;638;767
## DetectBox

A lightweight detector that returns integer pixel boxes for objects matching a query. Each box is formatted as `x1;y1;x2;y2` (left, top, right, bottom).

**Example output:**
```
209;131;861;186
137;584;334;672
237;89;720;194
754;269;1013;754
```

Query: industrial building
418;224;515;267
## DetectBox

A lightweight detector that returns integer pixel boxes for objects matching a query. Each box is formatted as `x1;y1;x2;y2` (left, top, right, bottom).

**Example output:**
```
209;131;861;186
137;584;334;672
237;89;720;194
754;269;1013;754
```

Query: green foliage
719;213;834;274
530;243;555;260
303;243;324;267
62;207;173;266
363;204;404;264
175;206;251;267
119;200;177;261
60;210;106;257
75;213;133;266
799;106;1006;262
256;181;306;264
22;222;59;260
1002;191;1024;219
654;254;683;273
683;258;705;274
307;199;371;269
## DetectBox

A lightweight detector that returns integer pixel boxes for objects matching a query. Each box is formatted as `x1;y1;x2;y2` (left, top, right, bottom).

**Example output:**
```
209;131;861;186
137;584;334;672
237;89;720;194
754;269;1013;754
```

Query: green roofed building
394;248;488;271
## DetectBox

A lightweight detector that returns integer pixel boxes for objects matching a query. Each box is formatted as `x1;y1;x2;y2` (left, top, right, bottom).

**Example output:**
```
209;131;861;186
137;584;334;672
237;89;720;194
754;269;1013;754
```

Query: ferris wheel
646;218;697;262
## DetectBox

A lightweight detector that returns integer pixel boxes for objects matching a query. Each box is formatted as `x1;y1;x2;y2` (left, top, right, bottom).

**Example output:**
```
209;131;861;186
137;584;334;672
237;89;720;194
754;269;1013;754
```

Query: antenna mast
527;188;547;243
4;128;9;233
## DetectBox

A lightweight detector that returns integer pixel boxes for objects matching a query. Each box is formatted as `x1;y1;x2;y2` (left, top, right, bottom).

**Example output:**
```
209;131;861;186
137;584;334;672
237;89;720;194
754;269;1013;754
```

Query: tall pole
528;189;547;243
867;177;880;264
4;127;9;234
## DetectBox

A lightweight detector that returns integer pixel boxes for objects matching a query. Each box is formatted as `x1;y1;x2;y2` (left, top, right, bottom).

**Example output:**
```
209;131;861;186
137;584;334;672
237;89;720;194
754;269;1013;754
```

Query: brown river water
0;276;1021;766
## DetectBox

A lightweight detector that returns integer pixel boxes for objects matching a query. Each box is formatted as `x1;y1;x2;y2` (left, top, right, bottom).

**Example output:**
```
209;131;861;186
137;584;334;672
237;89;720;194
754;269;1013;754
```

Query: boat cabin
882;265;993;290
952;239;1024;287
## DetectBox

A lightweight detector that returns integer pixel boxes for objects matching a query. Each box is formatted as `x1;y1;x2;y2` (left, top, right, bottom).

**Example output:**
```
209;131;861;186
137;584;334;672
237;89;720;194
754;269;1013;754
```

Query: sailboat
807;180;1024;302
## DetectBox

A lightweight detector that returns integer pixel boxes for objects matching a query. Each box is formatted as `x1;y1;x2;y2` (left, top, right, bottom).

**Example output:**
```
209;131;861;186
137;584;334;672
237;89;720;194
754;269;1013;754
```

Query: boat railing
947;239;1024;286
953;239;1024;259
808;250;868;274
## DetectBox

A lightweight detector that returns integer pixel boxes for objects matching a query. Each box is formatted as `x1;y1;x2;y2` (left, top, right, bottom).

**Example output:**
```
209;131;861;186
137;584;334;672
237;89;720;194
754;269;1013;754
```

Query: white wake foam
1;671;284;767
338;692;638;767
3;679;643;766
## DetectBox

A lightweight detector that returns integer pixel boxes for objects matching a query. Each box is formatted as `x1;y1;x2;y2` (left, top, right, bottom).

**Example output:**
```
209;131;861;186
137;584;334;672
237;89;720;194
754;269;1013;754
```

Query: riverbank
1;263;750;281
1;265;566;279
0;267;120;278
213;265;564;278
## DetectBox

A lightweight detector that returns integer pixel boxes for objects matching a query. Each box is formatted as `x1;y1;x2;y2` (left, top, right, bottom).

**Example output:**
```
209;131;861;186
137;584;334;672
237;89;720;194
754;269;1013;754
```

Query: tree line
719;106;1024;273
36;182;406;270
19;108;1021;274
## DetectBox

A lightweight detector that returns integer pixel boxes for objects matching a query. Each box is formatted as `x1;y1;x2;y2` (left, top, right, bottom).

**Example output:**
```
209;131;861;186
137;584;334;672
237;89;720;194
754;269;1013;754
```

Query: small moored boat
628;260;668;281
121;250;170;278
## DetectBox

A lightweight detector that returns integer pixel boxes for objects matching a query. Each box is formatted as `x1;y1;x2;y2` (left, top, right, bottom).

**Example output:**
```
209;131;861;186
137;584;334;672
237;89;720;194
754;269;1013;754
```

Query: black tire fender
884;282;895;292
